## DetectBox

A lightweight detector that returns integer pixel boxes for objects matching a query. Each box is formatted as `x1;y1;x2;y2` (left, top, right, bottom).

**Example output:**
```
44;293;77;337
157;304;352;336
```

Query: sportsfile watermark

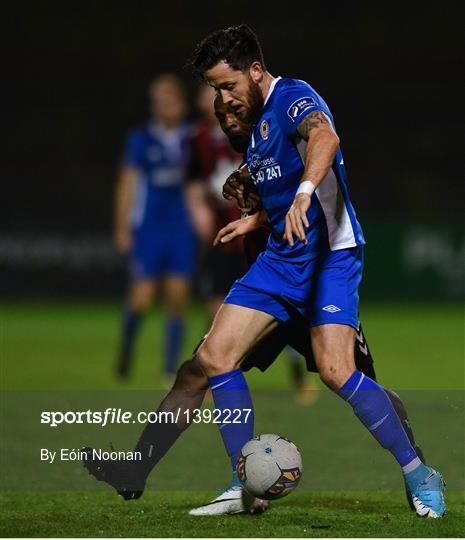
2;389;463;492
40;407;252;427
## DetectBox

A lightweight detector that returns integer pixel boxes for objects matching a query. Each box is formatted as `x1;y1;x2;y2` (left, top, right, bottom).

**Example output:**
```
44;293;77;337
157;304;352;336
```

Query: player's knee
318;362;352;391
132;298;151;313
167;296;188;317
129;288;153;313
195;345;217;376
195;342;237;377
318;365;338;390
174;358;208;392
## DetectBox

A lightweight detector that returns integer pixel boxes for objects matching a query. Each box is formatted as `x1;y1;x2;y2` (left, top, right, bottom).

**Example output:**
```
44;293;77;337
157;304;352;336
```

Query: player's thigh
164;275;191;315
241;324;288;374
198;303;278;376
310;324;356;390
128;279;157;312
310;246;363;330
208;297;223;321
309;246;363;389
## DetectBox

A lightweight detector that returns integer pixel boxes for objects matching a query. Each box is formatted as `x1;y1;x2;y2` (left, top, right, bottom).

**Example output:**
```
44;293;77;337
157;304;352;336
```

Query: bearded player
82;90;429;516
188;83;318;405
184;25;445;518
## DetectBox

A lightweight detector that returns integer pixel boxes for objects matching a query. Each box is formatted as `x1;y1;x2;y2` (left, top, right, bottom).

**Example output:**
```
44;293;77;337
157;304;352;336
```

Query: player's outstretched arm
284;111;340;246
213;209;268;246
114;167;137;253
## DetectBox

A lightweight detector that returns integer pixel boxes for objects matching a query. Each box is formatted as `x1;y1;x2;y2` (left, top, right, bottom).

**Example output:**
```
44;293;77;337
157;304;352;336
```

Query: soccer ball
236;434;303;500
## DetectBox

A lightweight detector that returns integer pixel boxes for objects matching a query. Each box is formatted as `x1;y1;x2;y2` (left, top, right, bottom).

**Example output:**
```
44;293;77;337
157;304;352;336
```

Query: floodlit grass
1;490;464;538
1;300;463;537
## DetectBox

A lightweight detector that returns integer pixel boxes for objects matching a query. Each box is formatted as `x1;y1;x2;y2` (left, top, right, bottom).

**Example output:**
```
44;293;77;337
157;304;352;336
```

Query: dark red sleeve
186;133;206;184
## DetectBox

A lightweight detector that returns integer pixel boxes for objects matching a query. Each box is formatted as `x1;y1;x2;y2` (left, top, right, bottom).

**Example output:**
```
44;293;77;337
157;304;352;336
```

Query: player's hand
222;167;258;211
222;169;247;206
283;193;311;246
213;212;266;247
114;227;132;254
241;191;261;214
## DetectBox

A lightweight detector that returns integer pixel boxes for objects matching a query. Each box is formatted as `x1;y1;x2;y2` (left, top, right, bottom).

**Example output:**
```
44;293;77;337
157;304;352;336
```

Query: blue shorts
224;246;363;329
130;229;196;281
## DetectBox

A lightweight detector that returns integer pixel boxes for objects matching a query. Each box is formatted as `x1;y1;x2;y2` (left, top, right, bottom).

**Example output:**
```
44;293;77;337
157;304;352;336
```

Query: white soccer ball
237;434;303;500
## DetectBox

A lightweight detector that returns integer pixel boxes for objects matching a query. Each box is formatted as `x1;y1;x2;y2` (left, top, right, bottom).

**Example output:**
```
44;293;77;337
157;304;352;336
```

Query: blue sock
121;304;141;359
208;368;254;476
338;370;419;468
165;316;184;375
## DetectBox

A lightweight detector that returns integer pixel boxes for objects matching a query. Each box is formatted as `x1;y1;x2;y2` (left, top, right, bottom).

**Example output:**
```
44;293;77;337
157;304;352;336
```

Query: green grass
1;491;464;537
2;299;464;391
1;300;464;537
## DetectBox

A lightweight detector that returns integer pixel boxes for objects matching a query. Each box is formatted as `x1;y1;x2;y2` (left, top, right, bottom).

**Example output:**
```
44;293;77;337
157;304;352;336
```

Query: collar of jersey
148;121;185;140
263;76;282;106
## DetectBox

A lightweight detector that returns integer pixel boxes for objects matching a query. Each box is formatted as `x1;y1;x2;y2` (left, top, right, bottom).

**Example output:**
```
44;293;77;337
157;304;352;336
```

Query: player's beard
242;77;264;126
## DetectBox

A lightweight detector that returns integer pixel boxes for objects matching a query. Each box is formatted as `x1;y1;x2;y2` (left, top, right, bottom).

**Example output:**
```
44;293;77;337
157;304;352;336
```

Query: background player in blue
114;74;196;382
187;25;445;517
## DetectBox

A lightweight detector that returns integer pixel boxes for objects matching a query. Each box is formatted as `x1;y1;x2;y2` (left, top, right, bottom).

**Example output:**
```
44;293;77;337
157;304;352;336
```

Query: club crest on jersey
287;96;317;122
260;119;269;140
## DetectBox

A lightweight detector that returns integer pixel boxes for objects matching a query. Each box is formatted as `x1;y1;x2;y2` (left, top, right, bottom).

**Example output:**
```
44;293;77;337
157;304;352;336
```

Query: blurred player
186;84;245;318
114;74;195;382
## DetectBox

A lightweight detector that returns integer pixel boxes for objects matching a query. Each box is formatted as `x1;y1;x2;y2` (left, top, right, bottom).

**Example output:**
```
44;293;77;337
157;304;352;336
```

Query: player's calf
338;370;446;517
312;324;445;517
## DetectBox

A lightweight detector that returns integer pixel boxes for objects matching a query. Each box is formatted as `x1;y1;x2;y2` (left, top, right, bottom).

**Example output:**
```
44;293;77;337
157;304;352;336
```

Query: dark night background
3;1;464;297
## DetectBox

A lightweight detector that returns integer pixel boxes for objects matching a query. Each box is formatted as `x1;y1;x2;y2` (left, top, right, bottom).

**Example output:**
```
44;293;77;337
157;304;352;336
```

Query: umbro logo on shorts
322;305;341;313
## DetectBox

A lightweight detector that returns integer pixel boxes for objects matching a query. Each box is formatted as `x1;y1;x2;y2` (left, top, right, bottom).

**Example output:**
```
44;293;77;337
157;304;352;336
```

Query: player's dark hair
188;24;266;78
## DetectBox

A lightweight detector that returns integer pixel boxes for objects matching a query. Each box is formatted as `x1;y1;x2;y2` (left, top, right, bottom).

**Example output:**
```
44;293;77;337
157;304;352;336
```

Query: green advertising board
361;222;464;298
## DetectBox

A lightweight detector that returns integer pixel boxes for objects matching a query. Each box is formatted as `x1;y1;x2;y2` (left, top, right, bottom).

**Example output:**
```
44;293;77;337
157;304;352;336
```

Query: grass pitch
1;491;464;537
1;300;464;537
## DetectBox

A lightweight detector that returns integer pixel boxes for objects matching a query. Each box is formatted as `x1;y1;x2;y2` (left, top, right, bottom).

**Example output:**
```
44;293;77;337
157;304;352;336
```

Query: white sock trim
402;456;422;474
210;376;234;390
346;372;365;402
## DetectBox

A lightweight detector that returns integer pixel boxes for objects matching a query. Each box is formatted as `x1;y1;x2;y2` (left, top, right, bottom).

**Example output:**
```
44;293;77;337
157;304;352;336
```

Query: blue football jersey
247;77;365;261
123;122;193;231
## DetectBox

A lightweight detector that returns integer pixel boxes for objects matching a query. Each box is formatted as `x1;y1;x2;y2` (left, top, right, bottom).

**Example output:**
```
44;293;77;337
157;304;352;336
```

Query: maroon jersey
188;120;243;247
